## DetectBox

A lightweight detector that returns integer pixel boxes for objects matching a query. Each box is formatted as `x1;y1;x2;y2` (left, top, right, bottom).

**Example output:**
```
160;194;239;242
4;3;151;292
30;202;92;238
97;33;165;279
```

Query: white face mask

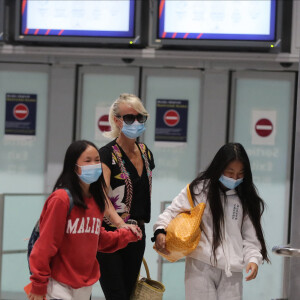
76;163;102;184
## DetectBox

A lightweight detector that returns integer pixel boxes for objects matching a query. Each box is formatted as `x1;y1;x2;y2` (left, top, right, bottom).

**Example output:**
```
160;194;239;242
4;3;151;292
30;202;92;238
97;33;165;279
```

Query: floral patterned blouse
99;139;155;227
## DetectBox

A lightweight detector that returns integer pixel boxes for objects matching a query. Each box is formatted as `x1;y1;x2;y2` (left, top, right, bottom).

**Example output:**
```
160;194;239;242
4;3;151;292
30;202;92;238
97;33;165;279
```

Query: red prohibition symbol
164;109;180;127
98;114;111;132
255;118;273;137
13;103;29;120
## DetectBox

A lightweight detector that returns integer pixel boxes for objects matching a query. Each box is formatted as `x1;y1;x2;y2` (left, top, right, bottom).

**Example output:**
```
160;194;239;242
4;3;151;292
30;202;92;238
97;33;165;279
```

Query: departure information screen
21;0;135;37
159;0;276;40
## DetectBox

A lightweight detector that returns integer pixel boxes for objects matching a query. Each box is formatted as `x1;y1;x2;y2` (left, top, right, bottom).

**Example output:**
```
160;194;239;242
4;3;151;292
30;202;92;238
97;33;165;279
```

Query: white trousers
185;257;243;300
46;278;92;300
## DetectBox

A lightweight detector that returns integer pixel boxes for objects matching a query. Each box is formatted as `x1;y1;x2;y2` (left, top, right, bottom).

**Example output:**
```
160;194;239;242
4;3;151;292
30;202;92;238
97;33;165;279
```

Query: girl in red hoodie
28;140;141;300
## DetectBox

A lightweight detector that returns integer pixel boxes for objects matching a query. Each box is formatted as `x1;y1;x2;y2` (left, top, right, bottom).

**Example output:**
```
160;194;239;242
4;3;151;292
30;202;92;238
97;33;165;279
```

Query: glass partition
141;68;202;299
230;71;295;300
1;253;28;300
2;195;47;251
0;194;48;300
0;65;49;194
0;64;50;299
77;65;139;299
77;66;139;149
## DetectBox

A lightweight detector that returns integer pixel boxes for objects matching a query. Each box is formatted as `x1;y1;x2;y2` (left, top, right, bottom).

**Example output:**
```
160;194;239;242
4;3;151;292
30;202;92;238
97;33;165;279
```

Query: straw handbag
154;184;206;262
131;258;165;300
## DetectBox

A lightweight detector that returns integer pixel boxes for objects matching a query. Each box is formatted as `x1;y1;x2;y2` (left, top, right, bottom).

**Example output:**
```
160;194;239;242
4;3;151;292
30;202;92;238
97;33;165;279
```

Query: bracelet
151;229;166;242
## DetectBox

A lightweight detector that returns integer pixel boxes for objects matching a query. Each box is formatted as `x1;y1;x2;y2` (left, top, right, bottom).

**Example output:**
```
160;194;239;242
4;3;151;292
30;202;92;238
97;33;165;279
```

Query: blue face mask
121;121;146;139
219;175;243;190
76;163;102;184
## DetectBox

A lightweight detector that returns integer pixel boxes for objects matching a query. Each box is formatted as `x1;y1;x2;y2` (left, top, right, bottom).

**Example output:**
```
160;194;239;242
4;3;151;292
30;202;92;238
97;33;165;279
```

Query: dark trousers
96;227;145;300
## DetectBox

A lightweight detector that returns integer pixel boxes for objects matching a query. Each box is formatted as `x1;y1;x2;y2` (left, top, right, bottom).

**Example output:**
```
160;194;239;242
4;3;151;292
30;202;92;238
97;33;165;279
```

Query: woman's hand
28;293;45;300
119;224;142;239
245;262;258;281
155;233;170;255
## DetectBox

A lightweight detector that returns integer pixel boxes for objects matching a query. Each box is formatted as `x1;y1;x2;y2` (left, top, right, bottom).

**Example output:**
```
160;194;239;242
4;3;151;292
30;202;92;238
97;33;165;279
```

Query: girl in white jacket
153;143;270;300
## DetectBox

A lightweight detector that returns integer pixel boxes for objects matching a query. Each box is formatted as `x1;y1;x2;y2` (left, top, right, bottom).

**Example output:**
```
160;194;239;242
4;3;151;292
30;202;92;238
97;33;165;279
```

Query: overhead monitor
14;0;145;46
152;0;287;52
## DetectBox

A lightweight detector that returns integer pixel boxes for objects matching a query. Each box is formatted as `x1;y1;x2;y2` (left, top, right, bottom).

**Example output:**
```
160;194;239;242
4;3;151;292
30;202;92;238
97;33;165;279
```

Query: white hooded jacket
153;181;263;277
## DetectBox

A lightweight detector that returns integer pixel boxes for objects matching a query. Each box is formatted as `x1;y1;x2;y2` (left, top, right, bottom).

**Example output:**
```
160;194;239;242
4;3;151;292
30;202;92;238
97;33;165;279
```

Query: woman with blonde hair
97;93;155;300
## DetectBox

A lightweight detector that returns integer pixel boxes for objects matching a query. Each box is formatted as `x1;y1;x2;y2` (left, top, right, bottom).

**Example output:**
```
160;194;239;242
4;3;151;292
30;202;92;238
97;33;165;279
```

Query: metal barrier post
272;245;300;300
273;245;300;258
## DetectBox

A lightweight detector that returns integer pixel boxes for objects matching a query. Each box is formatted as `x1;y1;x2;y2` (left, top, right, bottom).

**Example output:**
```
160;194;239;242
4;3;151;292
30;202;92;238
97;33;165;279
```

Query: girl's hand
28;292;45;300
119;224;142;239
155;233;170;255
245;262;258;281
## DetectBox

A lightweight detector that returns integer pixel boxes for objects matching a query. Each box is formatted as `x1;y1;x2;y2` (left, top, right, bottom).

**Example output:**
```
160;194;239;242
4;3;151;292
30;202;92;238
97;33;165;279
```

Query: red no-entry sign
255;118;273;137
98;114;111;132
13;103;29;120
164;109;180;127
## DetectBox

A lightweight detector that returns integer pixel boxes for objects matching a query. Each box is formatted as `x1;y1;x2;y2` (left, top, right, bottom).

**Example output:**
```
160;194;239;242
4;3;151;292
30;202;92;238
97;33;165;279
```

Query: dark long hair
53;140;107;212
190;143;270;264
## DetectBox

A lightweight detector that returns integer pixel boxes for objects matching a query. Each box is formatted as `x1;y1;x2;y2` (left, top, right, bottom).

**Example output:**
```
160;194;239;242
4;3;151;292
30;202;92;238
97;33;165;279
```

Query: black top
99;139;155;226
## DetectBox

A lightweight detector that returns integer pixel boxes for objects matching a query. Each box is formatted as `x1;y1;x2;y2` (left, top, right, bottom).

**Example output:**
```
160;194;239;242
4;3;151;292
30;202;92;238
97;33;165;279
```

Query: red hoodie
29;189;139;295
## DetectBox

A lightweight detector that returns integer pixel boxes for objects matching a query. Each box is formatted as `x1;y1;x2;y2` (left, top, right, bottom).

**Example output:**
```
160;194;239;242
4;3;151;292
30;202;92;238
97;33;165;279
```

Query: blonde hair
103;93;149;139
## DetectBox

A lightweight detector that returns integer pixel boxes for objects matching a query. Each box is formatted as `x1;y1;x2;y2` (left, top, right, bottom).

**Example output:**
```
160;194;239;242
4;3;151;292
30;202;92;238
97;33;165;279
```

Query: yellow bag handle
142;258;151;279
186;184;194;208
138;258;166;293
